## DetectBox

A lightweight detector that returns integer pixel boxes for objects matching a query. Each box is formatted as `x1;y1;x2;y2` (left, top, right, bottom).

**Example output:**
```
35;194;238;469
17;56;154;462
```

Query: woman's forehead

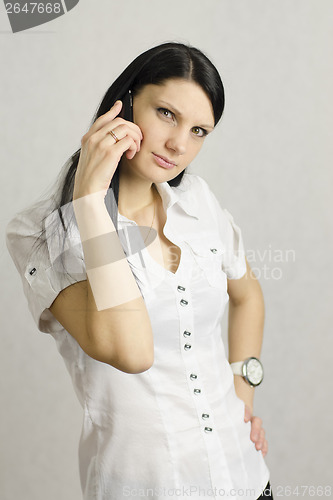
137;79;215;125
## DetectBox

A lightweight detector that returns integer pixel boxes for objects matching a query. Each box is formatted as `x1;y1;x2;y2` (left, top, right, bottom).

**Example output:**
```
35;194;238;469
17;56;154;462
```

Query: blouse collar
118;175;200;223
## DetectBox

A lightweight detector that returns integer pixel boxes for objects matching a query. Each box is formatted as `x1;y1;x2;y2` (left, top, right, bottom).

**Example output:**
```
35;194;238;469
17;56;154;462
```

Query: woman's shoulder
5;196;58;265
177;172;221;210
178;173;239;228
6;196;57;236
173;172;213;204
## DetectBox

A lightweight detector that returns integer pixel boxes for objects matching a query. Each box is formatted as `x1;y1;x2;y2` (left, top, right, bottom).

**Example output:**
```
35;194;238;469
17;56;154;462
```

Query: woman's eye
192;126;207;138
157;108;174;119
157;108;208;137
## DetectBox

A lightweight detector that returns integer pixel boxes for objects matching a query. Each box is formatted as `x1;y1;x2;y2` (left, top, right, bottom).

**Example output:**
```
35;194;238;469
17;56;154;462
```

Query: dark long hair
30;41;225;270
56;42;225;231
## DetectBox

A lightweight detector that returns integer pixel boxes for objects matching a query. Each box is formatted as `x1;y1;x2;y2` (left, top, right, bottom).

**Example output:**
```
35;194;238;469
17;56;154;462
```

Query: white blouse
6;173;270;500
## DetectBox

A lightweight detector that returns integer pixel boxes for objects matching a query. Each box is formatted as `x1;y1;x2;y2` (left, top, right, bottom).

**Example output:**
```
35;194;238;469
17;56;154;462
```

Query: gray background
1;1;332;499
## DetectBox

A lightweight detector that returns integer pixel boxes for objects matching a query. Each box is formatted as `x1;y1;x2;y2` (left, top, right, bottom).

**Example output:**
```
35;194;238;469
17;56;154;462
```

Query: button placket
188;372;213;431
175;277;192;352
174;238;234;493
177;266;215;435
176;282;189;308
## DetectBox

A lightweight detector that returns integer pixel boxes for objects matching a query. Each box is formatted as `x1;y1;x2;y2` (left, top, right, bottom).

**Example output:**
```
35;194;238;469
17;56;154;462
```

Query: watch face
244;358;264;386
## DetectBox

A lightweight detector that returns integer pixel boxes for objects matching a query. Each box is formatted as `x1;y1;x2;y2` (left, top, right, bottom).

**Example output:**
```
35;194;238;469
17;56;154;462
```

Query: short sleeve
196;176;247;280
6;198;86;334
219;208;247;279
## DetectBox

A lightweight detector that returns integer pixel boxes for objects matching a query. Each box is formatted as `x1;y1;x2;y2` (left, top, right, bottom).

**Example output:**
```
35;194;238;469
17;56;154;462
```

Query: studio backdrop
1;1;332;499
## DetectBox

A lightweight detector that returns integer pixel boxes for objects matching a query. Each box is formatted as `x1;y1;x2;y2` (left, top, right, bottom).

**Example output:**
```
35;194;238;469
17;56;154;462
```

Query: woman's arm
227;257;268;455
50;101;154;374
227;257;264;412
49;193;154;374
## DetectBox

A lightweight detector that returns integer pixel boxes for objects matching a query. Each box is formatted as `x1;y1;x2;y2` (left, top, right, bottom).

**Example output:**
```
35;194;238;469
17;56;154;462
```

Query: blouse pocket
186;234;227;289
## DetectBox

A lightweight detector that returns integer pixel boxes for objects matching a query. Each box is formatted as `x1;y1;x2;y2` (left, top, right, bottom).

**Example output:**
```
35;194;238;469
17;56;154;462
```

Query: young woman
6;42;273;499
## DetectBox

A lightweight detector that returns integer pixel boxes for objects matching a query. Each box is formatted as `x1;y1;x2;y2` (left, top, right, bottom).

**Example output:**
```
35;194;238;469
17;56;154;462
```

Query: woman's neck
117;168;157;220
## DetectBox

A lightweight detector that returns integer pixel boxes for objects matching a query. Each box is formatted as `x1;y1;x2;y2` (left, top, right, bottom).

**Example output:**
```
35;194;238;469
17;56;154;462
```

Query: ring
108;130;119;143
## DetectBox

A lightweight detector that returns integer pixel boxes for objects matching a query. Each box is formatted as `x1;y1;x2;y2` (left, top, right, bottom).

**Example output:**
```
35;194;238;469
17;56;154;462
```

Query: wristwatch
230;357;264;387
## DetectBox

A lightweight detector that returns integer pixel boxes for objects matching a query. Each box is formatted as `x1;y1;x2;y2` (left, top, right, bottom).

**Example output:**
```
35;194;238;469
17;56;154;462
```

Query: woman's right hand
73;100;143;199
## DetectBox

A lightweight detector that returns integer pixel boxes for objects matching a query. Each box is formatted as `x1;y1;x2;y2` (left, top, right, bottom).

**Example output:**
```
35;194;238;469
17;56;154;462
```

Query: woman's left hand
244;405;268;457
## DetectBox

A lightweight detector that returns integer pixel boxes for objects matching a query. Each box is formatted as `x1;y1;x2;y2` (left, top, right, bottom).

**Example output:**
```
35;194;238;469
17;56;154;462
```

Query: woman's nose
165;129;188;155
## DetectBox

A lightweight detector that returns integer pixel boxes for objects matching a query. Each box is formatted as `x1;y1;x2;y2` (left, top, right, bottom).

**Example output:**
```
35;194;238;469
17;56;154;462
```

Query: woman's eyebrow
158;100;214;130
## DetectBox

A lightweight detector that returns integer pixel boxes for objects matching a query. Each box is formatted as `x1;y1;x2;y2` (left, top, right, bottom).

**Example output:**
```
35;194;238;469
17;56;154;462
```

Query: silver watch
230;357;264;387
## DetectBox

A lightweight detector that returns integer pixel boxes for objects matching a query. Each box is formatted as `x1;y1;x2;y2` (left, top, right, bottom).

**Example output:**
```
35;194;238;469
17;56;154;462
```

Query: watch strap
230;361;244;376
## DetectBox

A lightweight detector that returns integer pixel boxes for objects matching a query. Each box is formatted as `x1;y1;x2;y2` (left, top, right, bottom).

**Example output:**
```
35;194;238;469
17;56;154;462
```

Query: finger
244;405;253;423
88;123;141;165
87;101;123;137
261;439;268;457
250;417;263;441
104;116;143;141
108;135;139;161
101;125;139;152
252;416;262;427
102;128;140;160
104;123;142;152
255;429;266;450
125;142;139;160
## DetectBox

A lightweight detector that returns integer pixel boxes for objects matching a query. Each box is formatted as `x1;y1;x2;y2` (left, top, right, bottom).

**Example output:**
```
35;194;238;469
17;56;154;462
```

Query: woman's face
120;78;215;184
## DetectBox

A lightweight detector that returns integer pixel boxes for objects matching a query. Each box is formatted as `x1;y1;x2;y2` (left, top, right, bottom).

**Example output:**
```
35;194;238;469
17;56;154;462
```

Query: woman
6;42;273;499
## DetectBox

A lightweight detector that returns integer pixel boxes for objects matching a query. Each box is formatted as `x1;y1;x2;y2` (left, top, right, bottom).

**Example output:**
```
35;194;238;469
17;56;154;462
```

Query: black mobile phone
120;89;133;122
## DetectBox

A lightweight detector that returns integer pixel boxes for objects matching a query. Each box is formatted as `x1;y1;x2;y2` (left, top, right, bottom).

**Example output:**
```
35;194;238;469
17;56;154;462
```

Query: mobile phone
120;89;133;122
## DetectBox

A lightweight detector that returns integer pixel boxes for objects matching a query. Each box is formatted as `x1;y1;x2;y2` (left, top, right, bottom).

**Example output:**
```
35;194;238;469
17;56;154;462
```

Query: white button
204;427;213;432
184;344;192;351
194;389;201;394
202;413;209;419
190;374;197;380
177;285;186;292
180;299;188;306
183;330;191;337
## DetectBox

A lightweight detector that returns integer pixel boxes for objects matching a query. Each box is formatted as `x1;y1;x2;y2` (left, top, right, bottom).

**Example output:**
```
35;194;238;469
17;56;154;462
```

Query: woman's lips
152;153;176;169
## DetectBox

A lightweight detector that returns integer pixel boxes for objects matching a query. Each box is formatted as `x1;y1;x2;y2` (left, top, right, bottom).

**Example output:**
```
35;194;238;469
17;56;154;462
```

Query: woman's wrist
233;375;255;413
72;190;143;311
73;187;107;204
72;191;114;241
